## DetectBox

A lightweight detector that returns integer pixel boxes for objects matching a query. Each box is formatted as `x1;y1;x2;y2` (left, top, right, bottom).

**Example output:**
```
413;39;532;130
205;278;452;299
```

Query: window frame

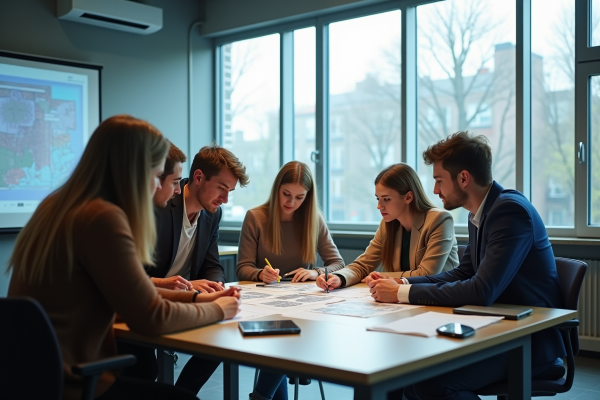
212;0;600;239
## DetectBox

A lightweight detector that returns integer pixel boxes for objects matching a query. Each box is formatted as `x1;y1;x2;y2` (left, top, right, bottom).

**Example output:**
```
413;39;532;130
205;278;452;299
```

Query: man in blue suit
370;132;565;400
119;143;249;395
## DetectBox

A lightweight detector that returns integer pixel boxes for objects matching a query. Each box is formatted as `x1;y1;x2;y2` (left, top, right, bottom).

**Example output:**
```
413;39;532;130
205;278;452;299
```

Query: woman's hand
361;271;392;285
316;274;341;291
288;268;318;282
214;296;241;320
194;287;241;303
191;279;224;293
259;266;280;283
153;275;193;291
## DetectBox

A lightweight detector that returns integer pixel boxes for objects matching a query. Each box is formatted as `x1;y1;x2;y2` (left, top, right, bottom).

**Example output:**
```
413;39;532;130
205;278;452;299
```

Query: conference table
114;282;576;400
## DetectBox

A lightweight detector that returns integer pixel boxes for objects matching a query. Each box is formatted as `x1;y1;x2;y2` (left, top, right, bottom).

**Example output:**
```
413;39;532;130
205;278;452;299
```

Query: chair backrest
457;245;467;261
554;257;587;356
0;297;64;400
554;257;587;311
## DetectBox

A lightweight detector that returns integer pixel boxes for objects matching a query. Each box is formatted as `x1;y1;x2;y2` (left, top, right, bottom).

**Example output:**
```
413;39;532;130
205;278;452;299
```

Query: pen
264;258;281;283
325;267;329;293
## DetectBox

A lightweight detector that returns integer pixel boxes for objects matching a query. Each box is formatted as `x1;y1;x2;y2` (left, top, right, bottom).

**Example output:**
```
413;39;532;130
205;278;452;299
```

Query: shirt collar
182;185;199;227
469;186;492;229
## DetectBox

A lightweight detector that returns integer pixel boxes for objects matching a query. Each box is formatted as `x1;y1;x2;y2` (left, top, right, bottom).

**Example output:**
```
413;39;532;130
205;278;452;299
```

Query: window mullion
316;19;329;217
515;0;531;199
280;31;294;166
401;5;417;167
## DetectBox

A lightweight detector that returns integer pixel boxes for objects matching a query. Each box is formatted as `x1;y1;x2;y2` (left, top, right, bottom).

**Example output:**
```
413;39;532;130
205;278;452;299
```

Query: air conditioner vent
57;0;162;35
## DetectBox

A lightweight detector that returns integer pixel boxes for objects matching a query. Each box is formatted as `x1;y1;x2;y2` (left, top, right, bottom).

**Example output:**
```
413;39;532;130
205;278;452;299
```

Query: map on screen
0;52;100;229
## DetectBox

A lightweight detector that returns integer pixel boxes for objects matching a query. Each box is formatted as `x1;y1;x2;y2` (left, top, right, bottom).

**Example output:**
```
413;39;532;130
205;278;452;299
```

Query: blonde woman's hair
259;161;320;265
375;163;436;271
8;115;169;284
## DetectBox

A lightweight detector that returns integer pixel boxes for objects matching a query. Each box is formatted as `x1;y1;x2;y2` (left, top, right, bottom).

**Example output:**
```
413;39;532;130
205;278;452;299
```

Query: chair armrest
72;355;136;377
554;319;579;330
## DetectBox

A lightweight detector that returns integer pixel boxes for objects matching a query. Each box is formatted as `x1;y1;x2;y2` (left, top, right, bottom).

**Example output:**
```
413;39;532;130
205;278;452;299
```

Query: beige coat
335;208;459;286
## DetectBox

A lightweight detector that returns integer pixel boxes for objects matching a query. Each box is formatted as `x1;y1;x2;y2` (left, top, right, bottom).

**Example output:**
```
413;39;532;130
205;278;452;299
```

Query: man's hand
195;286;241;302
191;279;224;293
316;274;341;291
368;279;401;303
259;267;280;283
214;296;241;320
361;271;393;285
152;275;193;291
288;268;318;282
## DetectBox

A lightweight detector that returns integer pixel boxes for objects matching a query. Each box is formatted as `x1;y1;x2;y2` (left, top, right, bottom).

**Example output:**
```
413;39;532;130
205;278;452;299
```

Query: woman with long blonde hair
238;161;344;400
317;163;459;292
8;115;240;400
236;161;344;283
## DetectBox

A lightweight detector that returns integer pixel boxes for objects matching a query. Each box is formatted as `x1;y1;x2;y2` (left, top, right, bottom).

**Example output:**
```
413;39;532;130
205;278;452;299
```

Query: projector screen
0;51;101;231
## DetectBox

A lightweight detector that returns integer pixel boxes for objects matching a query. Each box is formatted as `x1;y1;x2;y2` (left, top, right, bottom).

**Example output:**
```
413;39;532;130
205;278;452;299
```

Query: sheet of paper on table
367;311;504;337
309;299;419;318
216;304;277;324
243;293;345;310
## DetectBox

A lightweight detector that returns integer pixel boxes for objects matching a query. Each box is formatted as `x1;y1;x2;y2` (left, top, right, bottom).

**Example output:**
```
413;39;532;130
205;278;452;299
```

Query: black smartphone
281;272;296;281
436;323;475;338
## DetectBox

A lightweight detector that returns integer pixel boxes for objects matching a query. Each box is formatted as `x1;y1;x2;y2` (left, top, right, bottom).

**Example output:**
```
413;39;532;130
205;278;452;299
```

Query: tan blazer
335;208;459;286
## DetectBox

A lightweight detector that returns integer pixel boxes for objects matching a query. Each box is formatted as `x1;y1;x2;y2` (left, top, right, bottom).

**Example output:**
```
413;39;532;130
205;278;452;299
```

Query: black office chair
0;297;136;400
475;257;587;399
457;245;467;261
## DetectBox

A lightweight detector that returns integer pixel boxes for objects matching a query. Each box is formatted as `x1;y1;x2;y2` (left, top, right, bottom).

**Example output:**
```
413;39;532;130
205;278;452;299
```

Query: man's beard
441;181;468;211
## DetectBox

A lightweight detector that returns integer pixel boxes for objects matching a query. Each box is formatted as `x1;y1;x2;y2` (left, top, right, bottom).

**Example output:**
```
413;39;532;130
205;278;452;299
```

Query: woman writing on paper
8;115;240;400
317;163;459;292
236;161;344;283
237;161;343;400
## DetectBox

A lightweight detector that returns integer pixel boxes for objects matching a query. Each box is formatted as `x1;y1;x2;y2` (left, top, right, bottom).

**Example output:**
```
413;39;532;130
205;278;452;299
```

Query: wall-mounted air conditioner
57;0;163;35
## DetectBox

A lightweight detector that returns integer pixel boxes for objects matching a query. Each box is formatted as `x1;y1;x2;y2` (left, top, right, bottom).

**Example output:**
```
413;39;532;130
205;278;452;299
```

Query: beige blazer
335;208;459;286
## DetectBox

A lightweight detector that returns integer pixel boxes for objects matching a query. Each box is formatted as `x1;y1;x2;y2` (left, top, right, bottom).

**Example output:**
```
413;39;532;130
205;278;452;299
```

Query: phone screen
436;323;475;338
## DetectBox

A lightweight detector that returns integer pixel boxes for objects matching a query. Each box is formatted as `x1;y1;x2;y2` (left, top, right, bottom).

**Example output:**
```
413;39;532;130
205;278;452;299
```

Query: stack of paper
367;311;504;337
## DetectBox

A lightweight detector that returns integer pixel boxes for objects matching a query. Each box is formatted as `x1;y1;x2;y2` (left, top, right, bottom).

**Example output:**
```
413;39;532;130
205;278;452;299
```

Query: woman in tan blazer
317;163;459;290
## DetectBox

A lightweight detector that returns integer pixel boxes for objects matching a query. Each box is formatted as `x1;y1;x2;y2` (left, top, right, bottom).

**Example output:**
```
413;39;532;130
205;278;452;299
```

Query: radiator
579;259;600;352
338;249;600;352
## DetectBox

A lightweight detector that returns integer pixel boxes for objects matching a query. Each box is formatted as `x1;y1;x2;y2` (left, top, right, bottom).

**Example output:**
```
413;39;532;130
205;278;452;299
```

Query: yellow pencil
264;258;281;283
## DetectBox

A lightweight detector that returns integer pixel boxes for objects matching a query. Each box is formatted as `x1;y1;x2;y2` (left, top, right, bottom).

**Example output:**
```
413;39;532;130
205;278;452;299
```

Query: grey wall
0;0;215;296
203;0;385;36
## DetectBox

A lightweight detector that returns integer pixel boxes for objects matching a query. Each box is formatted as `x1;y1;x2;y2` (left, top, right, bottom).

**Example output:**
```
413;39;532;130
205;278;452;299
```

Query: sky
228;0;577;140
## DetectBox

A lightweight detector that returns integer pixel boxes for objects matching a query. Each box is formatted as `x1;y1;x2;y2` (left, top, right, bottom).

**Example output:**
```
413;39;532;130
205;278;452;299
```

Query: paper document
309;300;416;318
320;286;372;299
367;311;504;337
244;294;344;310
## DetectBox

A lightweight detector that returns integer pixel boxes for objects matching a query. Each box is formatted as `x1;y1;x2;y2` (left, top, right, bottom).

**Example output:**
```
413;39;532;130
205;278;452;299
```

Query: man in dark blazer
370;132;565;400
120;143;249;395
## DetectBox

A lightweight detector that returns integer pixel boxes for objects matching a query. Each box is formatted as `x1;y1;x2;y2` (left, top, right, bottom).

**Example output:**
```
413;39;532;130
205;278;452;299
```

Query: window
219;34;280;221
214;0;600;237
294;27;316;171
328;10;401;224
417;0;516;225
531;0;575;228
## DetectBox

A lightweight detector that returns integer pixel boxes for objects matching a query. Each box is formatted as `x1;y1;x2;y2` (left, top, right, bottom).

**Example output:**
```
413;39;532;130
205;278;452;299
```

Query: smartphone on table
436;323;475;338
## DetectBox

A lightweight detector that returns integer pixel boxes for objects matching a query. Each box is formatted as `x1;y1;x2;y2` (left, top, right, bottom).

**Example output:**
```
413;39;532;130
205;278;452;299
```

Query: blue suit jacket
146;179;226;283
407;182;565;366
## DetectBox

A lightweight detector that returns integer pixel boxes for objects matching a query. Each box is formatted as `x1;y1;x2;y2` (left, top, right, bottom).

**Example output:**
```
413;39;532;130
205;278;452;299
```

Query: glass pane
294;27;316;172
590;75;600;225
531;0;575;228
592;0;600;47
416;0;516;225
328;10;402;223
220;34;280;221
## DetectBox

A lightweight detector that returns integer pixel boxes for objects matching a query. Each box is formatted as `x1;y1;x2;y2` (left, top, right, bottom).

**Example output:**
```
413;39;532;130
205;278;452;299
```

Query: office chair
253;369;326;400
457;245;467;261
475;257;587;399
0;297;136;400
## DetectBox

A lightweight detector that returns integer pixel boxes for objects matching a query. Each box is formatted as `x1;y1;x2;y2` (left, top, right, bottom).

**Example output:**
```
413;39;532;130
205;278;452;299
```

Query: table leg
223;362;239;400
507;335;532;400
353;384;387;400
156;349;175;385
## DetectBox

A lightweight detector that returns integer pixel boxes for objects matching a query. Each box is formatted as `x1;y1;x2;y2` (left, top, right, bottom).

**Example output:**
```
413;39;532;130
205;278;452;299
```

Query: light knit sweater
8;199;224;400
236;207;344;281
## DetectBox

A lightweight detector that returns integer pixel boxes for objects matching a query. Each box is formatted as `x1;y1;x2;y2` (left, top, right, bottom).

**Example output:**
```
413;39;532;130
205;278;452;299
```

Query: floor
169;353;600;400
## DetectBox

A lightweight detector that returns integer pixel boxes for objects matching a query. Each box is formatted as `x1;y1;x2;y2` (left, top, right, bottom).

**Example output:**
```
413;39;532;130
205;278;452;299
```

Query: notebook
453;305;532;320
